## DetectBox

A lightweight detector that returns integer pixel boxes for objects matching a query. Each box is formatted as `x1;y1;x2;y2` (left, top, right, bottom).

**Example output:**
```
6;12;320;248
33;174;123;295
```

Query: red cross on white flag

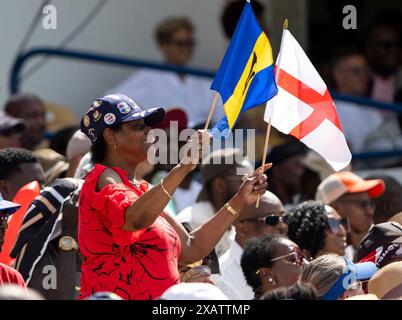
264;29;352;171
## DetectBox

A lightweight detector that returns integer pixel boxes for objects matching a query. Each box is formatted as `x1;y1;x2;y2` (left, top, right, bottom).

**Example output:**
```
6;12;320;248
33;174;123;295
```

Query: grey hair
299;254;346;298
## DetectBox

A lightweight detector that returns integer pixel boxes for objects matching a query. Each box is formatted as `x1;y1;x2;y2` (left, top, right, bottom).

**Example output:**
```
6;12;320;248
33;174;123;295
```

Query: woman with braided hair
286;200;349;259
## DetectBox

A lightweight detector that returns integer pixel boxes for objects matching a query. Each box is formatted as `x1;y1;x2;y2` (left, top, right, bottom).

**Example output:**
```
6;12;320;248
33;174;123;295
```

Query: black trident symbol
242;51;257;96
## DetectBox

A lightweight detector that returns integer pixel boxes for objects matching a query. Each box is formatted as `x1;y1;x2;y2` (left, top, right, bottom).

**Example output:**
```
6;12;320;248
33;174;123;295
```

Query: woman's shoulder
83;164;126;191
96;166;135;193
98;167;124;189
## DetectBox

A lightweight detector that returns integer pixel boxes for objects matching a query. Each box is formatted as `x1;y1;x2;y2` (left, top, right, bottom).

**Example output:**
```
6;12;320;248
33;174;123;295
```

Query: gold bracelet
160;178;173;199
224;202;239;218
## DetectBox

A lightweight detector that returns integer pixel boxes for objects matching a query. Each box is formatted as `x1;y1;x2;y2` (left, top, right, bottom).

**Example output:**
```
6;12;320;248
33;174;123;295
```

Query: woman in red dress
78;94;269;300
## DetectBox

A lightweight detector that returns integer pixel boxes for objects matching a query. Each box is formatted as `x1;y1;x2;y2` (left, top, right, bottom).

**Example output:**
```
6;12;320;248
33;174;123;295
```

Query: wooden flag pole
255;120;271;208
255;18;288;208
283;18;288;30
204;92;219;130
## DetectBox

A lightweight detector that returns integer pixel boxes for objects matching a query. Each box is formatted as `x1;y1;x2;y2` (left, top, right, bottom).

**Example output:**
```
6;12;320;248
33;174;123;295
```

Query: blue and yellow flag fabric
211;1;277;131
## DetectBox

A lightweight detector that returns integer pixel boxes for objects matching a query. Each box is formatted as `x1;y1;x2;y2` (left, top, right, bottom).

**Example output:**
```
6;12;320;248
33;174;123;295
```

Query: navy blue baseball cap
0;193;21;215
80;93;165;143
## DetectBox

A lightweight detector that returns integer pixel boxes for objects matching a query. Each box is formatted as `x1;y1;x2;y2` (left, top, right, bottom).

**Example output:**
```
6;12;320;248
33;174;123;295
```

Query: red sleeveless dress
78;164;181;300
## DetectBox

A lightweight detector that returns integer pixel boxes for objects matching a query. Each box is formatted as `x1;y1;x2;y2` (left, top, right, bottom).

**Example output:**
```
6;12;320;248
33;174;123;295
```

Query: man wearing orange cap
315;172;385;260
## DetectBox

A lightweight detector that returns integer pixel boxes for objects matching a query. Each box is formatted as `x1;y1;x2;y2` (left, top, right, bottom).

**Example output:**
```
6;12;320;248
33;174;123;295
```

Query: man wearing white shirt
107;16;224;127
332;47;385;153
176;148;253;258
211;191;287;300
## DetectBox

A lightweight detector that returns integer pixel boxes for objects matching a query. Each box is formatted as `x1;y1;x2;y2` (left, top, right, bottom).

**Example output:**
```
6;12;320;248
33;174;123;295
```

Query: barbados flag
211;1;277;131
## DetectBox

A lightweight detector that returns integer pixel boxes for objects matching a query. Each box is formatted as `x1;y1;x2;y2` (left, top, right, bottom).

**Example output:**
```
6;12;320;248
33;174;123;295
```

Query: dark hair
287;200;328;258
331;45;365;69
240;234;285;293
4;94;44;116
299;168;322;202
0;148;37;180
266;139;306;166
154;17;194;45
49;126;79;157
260;282;318;300
203;166;235;202
90;123;122;165
221;0;265;39
366;174;402;224
366;12;402;40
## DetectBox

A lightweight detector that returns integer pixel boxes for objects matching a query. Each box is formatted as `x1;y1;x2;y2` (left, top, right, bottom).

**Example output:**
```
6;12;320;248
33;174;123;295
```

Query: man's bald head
240;191;284;221
234;192;288;248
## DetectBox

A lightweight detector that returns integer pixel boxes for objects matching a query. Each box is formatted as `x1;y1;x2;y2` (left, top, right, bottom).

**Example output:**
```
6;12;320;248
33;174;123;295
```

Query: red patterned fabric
78;164;181;300
0;263;26;288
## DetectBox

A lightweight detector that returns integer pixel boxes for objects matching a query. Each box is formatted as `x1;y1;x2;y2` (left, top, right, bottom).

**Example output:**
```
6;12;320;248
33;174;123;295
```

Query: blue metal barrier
9;47;402;161
10;47;216;94
331;92;402;114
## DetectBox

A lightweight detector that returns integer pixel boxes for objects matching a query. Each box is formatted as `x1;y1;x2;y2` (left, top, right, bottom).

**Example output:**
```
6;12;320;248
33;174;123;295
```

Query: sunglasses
241;213;289;226
269;247;308;266
256;248;311;275
327;217;350;234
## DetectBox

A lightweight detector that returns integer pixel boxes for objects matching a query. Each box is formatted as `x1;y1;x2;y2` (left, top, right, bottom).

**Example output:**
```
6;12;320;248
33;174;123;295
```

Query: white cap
160;283;229;300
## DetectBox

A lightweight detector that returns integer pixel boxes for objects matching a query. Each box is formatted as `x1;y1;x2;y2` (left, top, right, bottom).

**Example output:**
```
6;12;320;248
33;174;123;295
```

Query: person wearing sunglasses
241;234;307;299
300;254;377;300
287;200;349;259
212;191;286;300
316;171;384;260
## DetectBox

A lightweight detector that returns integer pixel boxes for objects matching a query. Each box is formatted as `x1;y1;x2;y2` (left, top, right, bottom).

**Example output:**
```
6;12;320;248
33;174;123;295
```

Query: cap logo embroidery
83;115;90;127
93;100;102;108
88;128;97;142
104;113;116;125
117;102;131;115
93;110;102;121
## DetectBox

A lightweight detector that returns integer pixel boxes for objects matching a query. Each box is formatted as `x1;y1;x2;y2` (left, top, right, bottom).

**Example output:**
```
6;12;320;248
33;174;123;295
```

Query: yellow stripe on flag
224;32;274;128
